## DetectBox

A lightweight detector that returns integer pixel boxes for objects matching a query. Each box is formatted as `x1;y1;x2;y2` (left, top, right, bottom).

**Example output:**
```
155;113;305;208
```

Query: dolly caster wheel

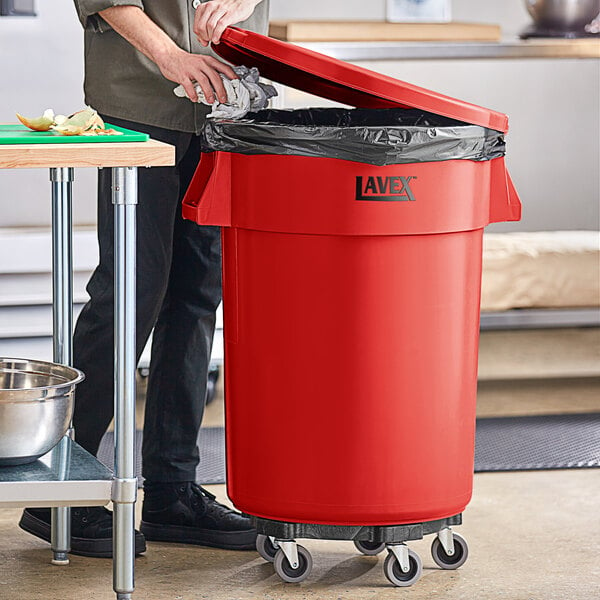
383;546;422;587
206;365;220;405
256;534;279;562
354;540;386;556
431;531;469;569
273;544;313;583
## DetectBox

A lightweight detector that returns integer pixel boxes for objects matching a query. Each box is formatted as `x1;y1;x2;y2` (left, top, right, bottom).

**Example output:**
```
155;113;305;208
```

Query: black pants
72;116;221;483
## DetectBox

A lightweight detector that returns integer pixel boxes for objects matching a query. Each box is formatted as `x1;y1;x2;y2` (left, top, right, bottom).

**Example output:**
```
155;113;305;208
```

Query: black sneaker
140;482;257;550
19;507;146;559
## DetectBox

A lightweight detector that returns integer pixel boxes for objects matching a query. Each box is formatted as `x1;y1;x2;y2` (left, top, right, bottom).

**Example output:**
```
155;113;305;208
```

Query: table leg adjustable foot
51;551;69;566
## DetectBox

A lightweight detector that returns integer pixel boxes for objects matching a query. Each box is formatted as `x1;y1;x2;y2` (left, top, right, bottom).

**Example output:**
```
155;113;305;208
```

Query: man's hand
98;6;238;104
194;0;262;46
156;47;237;104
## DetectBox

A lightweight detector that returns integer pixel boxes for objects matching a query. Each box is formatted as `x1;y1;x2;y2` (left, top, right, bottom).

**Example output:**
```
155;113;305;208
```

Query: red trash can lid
214;27;509;133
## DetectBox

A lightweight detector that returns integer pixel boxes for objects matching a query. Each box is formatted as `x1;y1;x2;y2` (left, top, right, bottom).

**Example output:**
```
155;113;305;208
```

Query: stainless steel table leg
49;167;74;566
112;167;138;600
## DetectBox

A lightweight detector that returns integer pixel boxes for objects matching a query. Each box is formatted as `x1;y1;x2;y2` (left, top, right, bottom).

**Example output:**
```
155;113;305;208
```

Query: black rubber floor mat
97;414;600;485
474;413;600;472
97;427;226;487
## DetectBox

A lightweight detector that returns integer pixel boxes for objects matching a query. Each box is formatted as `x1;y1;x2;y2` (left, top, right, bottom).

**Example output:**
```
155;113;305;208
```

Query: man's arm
99;6;237;103
193;0;264;46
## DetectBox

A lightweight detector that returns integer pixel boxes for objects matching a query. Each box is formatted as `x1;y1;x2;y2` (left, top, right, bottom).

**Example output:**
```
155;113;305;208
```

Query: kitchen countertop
0;136;174;169
299;37;600;61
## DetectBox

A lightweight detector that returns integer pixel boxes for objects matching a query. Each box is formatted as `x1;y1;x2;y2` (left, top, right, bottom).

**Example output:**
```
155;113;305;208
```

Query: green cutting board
0;123;149;144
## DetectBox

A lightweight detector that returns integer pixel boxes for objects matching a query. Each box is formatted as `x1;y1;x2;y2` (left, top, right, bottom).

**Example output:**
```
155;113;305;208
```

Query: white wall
270;0;532;36
0;1;95;227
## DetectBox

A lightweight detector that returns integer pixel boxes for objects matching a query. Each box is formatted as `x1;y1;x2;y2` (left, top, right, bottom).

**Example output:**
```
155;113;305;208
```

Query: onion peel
16;109;55;132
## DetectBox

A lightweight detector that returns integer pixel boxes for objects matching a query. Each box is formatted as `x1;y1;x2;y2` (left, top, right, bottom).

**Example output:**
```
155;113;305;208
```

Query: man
19;0;269;557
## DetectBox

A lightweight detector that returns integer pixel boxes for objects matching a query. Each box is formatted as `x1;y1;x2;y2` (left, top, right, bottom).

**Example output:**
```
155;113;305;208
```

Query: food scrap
16;107;122;136
15;108;56;131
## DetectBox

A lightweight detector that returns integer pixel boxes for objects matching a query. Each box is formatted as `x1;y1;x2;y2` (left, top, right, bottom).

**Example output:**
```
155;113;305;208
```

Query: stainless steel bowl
0;358;84;466
525;0;600;31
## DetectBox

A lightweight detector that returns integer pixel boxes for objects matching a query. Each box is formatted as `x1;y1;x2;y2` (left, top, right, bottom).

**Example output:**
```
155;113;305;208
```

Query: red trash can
183;28;521;587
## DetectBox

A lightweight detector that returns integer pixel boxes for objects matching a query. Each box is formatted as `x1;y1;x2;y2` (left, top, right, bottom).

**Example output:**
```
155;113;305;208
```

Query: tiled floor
1;328;599;599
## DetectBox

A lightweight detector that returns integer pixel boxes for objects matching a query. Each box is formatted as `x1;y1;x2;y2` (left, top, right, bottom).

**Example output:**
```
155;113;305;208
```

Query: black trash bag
201;107;505;167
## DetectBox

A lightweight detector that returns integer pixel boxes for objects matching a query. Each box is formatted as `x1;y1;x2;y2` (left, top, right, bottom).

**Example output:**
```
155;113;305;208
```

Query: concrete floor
1;328;599;600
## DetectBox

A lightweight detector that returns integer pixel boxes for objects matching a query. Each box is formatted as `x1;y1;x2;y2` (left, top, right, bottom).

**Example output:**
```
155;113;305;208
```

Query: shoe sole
140;520;257;551
19;510;146;559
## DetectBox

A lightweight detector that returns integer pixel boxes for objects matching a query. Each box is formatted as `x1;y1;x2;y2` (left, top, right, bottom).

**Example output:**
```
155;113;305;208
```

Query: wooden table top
0;134;175;169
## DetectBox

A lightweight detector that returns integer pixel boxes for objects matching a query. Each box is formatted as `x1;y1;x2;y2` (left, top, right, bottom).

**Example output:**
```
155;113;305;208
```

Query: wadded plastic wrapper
174;66;277;119
201;107;506;166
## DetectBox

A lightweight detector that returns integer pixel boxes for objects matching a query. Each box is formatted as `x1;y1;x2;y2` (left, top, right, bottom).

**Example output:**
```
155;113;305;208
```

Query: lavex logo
355;176;417;202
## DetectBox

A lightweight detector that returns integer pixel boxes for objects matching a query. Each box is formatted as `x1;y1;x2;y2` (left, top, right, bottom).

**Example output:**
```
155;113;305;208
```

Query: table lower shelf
0;437;113;508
